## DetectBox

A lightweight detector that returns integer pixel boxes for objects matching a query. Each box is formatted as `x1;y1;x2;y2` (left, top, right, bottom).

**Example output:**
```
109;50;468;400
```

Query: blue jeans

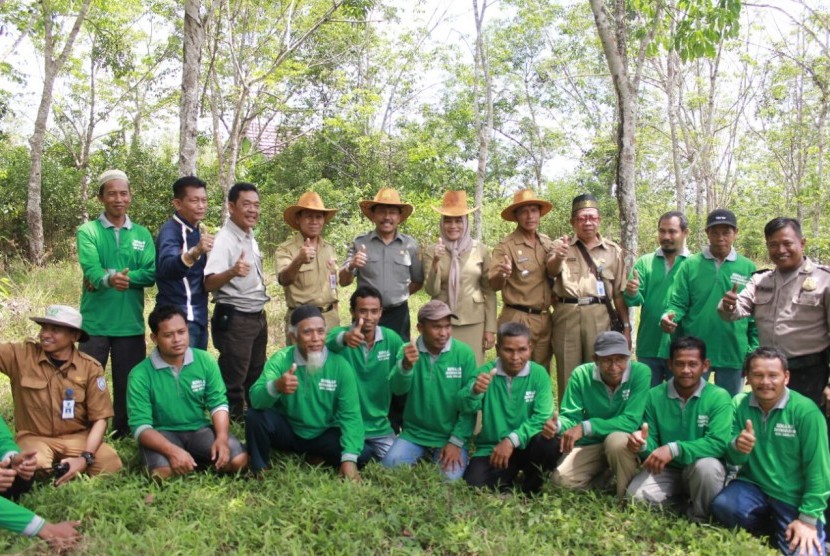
381;437;469;481
188;321;208;350
703;366;744;397
711;480;826;555
639;357;671;387
358;434;397;465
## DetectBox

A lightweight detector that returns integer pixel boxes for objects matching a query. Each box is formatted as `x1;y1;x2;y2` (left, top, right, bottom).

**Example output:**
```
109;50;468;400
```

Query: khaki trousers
497;307;552;371
453;322;486;366
551;431;638;498
18;431;123;476
552;302;610;400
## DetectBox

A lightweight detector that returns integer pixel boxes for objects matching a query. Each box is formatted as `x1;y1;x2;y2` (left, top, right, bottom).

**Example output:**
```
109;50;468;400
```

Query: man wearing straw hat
547;193;629;401
0;305;122;484
276;191;341;342
488;189;555;371
76;169;156;438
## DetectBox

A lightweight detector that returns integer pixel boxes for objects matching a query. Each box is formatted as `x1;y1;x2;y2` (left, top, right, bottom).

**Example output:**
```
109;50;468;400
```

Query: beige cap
30;305;89;342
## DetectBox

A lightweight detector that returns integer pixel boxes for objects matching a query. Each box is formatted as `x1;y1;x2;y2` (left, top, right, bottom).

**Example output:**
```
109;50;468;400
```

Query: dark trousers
211;309;268;420
1;475;33;501
380;301;410;433
245;408;343;472
463;433;561;494
79;334;146;438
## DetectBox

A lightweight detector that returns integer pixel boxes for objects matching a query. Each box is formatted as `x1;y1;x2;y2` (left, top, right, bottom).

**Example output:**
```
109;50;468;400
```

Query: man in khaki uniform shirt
0;305;122;484
275;191;340;341
489;189;555;371
547;194;629;400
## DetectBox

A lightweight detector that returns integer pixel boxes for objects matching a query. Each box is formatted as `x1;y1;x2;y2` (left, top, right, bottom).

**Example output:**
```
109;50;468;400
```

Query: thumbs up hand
299;237;317;264
542;412;559;439
625;269;641;296
433;237;446;266
232;250;251;277
627;422;649;453
722;282;740;312
552;235;570;261
402;337;419;370
660;311;678;333
111;268;131;291
736;419;756;454
276;363;299;394
344;318;366;348
473;368;498;395
350;244;368;270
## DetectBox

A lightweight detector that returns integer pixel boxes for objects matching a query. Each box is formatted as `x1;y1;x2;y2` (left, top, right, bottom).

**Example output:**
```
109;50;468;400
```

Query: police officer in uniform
547;194;629;401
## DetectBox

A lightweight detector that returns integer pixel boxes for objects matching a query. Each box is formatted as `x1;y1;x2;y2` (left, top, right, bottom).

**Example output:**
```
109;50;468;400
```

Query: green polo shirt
461;360;554;457
726;389;830;524
326;325;402;438
641;378;732;467
249;346;364;463
558;361;650;446
391;338;477;448
127;348;229;438
0;415;19;462
0;498;43;537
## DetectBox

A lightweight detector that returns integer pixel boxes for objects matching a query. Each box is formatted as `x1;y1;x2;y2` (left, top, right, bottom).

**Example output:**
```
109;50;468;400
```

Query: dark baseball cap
705;209;738;229
290;304;323;326
594;331;630;357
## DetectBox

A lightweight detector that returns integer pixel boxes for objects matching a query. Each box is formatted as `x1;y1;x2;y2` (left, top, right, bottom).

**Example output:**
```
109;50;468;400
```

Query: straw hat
359;188;414;221
431;191;479;217
30;305;89;342
500;189;553;222
283;192;337;230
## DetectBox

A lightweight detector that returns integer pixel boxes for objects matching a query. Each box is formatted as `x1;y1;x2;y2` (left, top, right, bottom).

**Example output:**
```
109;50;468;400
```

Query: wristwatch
80;451;95;467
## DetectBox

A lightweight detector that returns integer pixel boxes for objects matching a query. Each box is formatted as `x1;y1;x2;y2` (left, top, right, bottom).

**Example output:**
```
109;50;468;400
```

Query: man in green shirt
127;306;248;479
626;336;732;521
326;285;402;462
551;331;649;497
461;322;560;494
712;347;830;555
246;305;363;480
76;169;156;438
381;300;478;481
623;211;690;385
660;209;757;396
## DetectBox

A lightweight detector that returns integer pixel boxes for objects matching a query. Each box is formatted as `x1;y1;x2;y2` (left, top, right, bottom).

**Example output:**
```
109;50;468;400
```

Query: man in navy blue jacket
155;176;214;349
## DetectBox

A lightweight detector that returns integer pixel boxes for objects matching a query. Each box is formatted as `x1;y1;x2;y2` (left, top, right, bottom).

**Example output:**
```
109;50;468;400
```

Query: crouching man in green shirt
551;331;649;497
128;306;248;479
626;336;732;521
246;305;363;480
326;286;403;462
712;347;830;555
381;300;477;481
461;322;560;494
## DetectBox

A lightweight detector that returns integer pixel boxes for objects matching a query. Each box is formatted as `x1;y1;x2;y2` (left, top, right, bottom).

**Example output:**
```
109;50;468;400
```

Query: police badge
802;277;817;292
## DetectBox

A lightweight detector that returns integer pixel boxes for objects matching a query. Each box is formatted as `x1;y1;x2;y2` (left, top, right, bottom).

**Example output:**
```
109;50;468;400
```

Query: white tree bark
472;0;492;240
179;0;204;177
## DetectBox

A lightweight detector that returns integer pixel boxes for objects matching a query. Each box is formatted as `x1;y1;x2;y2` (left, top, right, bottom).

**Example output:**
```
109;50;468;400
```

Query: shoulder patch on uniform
752;268;772;276
97;377;107;391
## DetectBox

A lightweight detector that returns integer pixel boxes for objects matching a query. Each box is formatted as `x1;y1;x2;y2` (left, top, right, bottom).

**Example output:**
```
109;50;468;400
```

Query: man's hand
643;445;673;475
210;436;231;470
110;268;130;291
489;438;514;470
338;461;360;481
560;424;584;454
821;386;830;418
232;251;251;278
344;318;366;348
785;519;821;556
83;278;96;292
54;456;87;486
472;369;498;395
349;244;368;270
627;423;648;453
297;238;317;264
37;521;82;551
541;412;559;440
166;445;197;476
276;364;299;394
721;282;739;312
735;419;755;454
196;230;214;256
625;269;640;296
402;339;419;370
438;443;463;473
482;331;495;351
433;237;446;266
0;458;16;491
496;255;512;279
659;311;678;333
12;451;37;481
549;236;569;262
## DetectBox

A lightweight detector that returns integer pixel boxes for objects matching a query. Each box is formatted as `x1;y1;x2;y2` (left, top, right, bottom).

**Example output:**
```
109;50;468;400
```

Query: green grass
0;261;775;554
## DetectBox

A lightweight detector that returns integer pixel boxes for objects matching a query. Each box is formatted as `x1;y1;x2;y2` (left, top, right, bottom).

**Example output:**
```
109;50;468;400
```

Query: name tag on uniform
596;280;606;297
329;272;337;290
517;256;529;264
62;399;75;419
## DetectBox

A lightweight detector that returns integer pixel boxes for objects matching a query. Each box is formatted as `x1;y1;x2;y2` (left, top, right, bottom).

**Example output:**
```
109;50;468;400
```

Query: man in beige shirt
547;194;629;401
275;192;340;342
489;189;555;371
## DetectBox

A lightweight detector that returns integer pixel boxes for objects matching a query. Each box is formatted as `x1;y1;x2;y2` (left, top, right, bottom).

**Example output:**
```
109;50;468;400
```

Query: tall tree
179;0;210;176
471;0;492;239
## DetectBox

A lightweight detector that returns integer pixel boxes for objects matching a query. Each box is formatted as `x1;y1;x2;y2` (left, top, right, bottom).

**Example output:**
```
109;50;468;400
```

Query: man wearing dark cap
488;189;556;371
661;209;757;396
155;176;213;350
245;305;363;480
550;331;649;498
0;305;122;484
547;193;629;402
381;300;478;480
276;191;340;341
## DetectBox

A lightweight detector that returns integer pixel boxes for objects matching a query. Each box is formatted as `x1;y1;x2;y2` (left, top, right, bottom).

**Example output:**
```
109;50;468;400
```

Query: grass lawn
0;260;775;554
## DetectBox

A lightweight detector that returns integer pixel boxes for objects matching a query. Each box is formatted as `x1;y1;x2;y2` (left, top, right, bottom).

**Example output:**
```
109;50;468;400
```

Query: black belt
384;301;408;310
557;296;604;306
235;308;264;316
787;349;829;370
505;303;548;315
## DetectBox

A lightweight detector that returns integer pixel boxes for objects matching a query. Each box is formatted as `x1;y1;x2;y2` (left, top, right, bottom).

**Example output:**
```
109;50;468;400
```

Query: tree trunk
179;0;204;177
472;0;491;240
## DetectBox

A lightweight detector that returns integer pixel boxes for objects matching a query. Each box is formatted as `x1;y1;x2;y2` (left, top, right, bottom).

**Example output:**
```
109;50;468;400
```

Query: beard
306;349;326;374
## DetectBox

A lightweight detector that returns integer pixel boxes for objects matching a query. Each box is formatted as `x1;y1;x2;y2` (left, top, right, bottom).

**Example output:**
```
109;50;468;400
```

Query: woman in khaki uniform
423;191;497;365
